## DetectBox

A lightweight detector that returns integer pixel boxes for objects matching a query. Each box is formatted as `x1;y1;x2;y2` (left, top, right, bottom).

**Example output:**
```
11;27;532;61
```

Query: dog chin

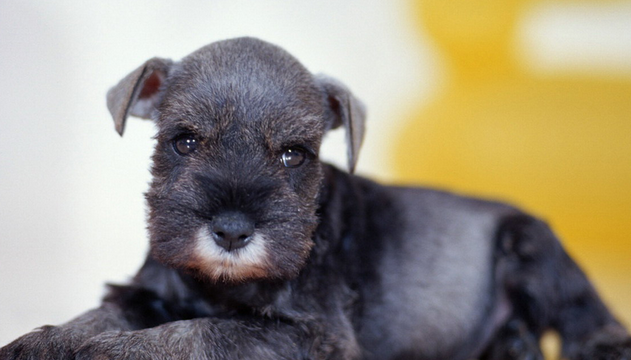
189;227;272;282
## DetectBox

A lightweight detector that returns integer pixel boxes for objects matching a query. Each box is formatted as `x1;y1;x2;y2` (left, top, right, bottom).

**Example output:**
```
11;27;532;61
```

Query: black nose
210;212;254;251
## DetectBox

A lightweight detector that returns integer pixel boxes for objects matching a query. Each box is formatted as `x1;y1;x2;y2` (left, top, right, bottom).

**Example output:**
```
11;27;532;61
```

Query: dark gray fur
2;37;630;360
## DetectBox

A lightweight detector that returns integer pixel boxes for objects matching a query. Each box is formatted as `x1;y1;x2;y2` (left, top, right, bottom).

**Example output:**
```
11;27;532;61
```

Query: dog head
107;37;366;283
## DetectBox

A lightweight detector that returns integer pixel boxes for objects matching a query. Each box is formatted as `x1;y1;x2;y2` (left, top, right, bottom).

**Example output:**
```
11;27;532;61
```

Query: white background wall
1;0;630;346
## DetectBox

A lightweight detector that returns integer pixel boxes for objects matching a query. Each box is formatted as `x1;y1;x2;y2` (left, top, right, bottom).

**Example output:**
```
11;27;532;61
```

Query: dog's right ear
106;57;173;136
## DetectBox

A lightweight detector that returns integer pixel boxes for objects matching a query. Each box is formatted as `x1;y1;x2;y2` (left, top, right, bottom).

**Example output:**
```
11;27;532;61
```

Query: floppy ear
316;75;367;173
106;57;173;136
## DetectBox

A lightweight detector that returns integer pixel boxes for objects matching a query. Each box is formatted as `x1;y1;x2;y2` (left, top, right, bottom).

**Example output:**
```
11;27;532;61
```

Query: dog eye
173;134;198;155
280;147;306;168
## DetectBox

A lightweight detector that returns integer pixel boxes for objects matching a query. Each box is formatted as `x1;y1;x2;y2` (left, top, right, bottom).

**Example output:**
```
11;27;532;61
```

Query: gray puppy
1;37;630;360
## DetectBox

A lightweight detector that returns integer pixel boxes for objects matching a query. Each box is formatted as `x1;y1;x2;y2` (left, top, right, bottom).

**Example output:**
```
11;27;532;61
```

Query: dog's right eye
173;134;198;155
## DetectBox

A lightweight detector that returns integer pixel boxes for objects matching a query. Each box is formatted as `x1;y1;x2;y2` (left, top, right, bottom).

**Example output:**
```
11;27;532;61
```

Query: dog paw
0;326;78;360
574;337;631;360
569;325;631;360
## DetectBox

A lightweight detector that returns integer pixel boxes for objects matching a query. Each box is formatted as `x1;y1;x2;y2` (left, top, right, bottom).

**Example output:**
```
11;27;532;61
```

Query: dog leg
74;316;359;360
492;215;631;360
0;303;133;359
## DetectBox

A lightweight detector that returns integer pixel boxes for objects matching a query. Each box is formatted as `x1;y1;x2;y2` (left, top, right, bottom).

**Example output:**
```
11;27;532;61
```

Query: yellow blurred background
394;0;631;354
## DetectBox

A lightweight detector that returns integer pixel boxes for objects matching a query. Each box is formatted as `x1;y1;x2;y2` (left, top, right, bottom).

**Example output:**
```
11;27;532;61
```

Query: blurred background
1;0;629;356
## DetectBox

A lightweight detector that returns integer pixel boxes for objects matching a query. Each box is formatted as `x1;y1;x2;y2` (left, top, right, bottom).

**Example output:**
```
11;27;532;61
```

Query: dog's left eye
173;134;198;155
280;147;306;168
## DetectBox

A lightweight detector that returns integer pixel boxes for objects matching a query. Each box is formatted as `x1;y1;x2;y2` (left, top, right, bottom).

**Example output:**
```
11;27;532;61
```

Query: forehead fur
157;37;325;143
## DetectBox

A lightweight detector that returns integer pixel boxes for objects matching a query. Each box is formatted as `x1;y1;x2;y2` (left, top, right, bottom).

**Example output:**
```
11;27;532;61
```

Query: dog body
2;37;630;360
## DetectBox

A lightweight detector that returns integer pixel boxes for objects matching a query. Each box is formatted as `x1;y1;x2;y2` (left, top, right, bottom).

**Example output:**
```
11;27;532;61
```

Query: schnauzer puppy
2;37;630;360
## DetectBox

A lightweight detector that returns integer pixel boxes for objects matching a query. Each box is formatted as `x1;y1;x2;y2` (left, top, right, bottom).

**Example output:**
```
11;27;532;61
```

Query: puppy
1;37;630;360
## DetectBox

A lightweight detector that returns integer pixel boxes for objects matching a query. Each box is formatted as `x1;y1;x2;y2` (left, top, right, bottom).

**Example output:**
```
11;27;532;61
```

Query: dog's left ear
316;75;366;173
106;57;173;136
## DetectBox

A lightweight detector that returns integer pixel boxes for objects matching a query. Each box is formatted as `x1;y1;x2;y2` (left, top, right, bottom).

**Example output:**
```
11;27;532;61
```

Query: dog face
147;40;326;282
106;38;366;282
